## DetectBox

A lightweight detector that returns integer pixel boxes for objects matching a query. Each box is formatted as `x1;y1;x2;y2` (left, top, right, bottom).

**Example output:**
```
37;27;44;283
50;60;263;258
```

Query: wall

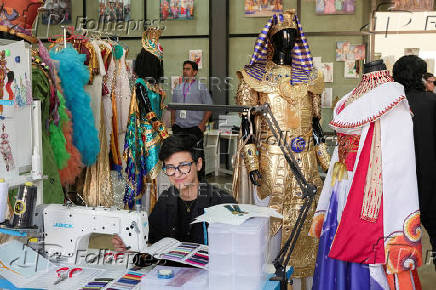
35;0;376;131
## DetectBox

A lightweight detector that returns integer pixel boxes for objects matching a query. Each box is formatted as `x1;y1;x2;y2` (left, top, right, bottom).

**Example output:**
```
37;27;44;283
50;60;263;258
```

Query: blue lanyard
182;80;195;103
203;222;208;245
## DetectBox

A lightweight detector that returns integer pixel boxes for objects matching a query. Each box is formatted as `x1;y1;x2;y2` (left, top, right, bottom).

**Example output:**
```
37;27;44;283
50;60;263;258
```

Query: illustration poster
393;0;433;11
171;76;182;90
316;0;355;15
161;0;194;20
321;88;333;108
244;0;283;17
99;0;132;22
0;41;33;178
41;0;72;25
321;63;334;83
404;48;420;56
336;42;365;61
344;60;359;78
189;50;203;69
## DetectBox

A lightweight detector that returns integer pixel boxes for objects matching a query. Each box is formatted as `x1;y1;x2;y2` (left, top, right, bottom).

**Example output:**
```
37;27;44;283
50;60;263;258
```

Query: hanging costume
50;47;100;167
232;10;330;279
83;40;113;207
310;70;422;289
123;28;168;210
32;53;64;203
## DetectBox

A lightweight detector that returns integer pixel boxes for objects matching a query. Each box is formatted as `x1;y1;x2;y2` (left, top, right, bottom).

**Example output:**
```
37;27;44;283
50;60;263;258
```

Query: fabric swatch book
144;238;209;269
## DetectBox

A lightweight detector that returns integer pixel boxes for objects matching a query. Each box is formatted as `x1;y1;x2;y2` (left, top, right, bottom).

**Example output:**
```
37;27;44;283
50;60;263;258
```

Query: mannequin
123;28;168;210
241;27;328;186
310;56;422;289
233;10;330;290
271;28;297;65
363;59;387;74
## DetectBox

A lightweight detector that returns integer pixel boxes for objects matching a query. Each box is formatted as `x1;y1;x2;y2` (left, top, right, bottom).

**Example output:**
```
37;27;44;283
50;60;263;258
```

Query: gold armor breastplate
256;62;314;143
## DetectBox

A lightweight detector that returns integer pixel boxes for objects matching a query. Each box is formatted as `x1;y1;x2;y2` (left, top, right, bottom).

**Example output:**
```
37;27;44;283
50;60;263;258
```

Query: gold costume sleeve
315;143;330;172
236;72;259;106
309;71;330;171
308;70;324;95
312;92;322;119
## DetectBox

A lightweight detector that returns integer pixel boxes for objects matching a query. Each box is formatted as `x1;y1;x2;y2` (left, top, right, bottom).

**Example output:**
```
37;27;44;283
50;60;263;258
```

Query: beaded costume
123;28;168;210
310;71;422;289
232;10;330;279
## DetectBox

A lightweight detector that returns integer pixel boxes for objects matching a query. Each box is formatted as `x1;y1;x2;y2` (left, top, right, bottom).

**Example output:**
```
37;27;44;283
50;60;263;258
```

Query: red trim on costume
330;96;405;129
328;122;386;264
351;70;394;99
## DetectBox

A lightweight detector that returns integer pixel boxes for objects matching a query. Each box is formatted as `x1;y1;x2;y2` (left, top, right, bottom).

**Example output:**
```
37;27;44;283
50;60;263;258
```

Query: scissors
53;266;82;285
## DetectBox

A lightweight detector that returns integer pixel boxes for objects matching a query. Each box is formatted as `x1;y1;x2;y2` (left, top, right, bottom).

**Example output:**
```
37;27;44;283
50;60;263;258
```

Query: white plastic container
232;218;268;254
208;250;233;274
208;218;269;290
208;222;233;254
209;271;233;290
233;250;265;276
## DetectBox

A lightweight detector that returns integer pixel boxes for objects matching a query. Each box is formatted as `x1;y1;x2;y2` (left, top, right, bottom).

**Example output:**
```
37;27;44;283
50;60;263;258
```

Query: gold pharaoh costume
232;10;330;279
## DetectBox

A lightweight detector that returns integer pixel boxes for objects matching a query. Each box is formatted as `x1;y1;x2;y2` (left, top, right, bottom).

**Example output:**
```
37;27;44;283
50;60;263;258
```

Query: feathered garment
50;47;100;166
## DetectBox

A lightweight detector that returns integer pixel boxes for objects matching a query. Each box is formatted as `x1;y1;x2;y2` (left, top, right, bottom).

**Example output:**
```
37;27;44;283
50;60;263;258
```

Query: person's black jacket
148;184;236;244
406;89;436;243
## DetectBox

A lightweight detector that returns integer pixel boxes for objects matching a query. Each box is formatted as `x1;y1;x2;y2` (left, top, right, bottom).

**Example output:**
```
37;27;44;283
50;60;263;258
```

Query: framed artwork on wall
316;0;355;15
321;63;334;83
41;0;73;25
336;42;365;61
344;60;359;78
404;48;420;56
189;49;203;69
392;0;433;11
99;0;132;22
244;0;283;17
160;0;194;20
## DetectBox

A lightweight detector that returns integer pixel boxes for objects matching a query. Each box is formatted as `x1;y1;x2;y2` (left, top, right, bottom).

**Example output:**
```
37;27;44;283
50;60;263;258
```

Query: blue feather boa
50;47;100;166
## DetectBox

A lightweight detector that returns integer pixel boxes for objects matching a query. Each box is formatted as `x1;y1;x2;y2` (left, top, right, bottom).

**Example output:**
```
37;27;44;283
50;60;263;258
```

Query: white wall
374;11;436;73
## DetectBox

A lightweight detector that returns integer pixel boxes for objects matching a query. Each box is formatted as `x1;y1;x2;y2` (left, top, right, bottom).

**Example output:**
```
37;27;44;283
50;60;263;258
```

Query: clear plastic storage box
208;217;269;290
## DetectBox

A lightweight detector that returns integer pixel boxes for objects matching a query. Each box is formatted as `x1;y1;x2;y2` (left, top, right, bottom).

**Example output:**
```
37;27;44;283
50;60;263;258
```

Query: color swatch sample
80;278;113;289
160;242;209;269
106;270;145;290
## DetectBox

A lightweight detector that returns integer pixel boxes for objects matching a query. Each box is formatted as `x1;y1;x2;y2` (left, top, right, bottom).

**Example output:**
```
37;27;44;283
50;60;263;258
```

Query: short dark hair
423;72;434;81
159;134;202;163
183;60;198;71
393;55;427;93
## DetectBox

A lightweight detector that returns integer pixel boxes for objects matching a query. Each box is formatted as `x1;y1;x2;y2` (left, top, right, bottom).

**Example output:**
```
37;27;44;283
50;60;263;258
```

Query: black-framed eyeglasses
163;161;194;176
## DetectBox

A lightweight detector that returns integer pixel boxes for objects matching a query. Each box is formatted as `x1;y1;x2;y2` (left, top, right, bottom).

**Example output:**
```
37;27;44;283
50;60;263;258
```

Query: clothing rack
75;28;120;43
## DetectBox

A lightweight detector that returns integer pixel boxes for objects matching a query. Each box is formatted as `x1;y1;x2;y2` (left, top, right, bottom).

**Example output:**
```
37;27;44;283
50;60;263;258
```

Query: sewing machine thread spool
0;179;8;223
9;182;37;228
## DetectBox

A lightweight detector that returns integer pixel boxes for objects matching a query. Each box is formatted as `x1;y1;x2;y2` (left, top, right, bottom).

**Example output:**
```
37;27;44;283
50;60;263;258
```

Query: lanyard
182;80;195;103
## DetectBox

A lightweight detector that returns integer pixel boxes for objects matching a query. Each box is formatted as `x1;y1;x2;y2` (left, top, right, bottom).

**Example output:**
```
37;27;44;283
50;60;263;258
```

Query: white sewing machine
35;204;149;264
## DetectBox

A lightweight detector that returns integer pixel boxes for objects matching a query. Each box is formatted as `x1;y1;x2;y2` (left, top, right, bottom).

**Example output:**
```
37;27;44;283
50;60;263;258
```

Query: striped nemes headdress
245;9;315;85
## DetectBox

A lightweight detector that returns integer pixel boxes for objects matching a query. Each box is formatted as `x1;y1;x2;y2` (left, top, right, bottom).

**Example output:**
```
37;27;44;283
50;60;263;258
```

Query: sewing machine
35;204;149;264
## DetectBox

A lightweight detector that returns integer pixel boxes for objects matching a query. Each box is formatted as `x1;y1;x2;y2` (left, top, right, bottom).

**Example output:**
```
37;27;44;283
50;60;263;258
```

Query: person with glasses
112;135;235;250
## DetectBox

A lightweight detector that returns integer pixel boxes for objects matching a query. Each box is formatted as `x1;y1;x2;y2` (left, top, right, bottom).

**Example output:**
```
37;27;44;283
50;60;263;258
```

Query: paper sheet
192;203;283;225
